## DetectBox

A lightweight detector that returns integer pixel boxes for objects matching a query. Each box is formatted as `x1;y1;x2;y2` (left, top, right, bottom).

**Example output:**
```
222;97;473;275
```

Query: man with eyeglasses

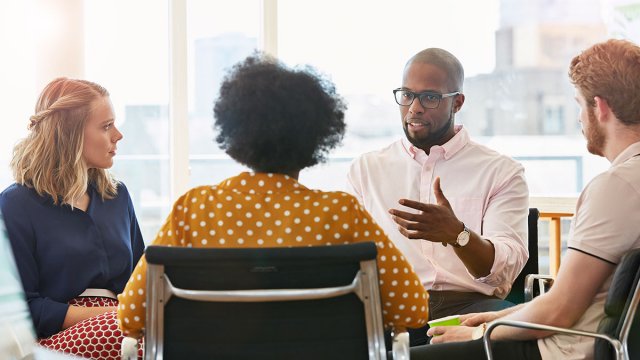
408;38;640;360
347;48;529;346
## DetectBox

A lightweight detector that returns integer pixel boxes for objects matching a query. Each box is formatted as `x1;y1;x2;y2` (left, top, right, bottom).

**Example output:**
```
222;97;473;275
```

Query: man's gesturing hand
388;177;464;245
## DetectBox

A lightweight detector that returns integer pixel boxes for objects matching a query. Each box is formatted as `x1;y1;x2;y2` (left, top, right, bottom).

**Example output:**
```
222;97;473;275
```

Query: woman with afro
118;53;429;344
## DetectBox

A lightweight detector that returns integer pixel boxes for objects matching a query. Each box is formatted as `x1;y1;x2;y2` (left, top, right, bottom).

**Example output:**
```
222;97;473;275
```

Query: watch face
457;230;470;247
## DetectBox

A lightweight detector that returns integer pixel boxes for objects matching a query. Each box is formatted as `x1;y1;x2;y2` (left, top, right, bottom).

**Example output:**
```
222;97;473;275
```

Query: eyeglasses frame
392;88;461;109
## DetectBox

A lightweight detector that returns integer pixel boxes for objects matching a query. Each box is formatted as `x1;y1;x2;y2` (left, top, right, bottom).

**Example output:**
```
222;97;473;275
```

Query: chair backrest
595;248;640;360
505;208;539;304
144;242;387;360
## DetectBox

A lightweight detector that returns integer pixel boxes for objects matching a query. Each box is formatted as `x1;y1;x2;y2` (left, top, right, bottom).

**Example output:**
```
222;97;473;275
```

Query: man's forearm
488;299;558;341
454;230;495;277
495;303;524;318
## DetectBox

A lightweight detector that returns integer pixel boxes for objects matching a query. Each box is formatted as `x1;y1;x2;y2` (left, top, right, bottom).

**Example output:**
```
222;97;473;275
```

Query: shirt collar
217;172;309;194
30;182;98;206
611;141;640;167
401;125;469;160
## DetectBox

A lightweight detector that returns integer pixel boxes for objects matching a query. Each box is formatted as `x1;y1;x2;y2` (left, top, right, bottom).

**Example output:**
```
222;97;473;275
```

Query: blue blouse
0;182;144;338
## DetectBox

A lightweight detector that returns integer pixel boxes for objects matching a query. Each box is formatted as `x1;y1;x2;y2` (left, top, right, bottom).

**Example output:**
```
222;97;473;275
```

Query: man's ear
454;93;465;113
593;96;612;123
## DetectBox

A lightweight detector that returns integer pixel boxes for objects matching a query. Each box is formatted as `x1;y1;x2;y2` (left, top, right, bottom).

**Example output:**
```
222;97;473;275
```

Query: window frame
167;0;277;199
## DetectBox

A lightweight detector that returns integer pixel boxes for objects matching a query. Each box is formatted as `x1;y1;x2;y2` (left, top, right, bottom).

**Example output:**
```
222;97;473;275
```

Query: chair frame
483;264;640;360
143;244;393;360
505;208;540;304
523;274;554;302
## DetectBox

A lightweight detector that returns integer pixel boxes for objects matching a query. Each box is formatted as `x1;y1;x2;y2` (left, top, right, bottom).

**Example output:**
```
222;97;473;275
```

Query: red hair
569;39;640;126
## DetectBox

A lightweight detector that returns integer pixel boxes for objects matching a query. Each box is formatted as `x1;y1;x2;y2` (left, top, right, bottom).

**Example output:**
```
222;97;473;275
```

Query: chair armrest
391;331;410;360
482;320;624;360
121;336;139;360
524;274;554;302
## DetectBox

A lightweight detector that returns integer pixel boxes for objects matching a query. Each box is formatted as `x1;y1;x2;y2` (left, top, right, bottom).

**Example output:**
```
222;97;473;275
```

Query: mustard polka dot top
117;172;428;336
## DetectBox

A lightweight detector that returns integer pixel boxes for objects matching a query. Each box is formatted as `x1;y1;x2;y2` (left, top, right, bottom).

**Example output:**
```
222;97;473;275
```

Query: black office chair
484;247;640;360
505;208;540;304
130;242;407;360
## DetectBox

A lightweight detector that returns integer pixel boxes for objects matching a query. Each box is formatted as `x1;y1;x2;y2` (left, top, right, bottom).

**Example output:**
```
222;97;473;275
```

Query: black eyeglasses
393;89;460;109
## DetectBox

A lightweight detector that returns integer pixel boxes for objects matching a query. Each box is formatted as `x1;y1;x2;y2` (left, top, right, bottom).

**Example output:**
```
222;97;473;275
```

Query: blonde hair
11;77;118;205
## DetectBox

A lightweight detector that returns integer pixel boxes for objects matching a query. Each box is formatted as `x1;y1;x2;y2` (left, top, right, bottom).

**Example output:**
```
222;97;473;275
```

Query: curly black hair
213;53;347;173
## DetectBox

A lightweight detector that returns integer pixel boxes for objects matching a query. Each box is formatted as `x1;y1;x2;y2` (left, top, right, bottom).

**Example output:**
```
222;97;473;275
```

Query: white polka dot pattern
118;172;428;335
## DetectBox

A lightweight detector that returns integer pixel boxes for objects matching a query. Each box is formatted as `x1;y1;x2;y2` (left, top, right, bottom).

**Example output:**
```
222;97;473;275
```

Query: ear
453;93;465;113
593;96;612;123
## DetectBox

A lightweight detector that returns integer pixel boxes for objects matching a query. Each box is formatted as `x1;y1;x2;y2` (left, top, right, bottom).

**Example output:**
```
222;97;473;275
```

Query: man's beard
403;106;455;150
584;108;606;156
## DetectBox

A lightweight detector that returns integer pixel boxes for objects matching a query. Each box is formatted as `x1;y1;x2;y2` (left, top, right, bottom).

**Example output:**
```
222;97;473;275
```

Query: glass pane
84;0;171;242
278;0;503;190
278;0;639;273
278;0;625;195
0;1;37;190
186;0;260;187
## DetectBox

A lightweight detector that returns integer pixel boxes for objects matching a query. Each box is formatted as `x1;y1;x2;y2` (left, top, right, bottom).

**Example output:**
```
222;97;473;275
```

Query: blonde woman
0;78;144;359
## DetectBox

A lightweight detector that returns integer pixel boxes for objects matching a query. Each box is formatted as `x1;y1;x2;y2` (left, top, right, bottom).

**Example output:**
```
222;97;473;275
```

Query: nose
408;96;425;114
113;126;124;142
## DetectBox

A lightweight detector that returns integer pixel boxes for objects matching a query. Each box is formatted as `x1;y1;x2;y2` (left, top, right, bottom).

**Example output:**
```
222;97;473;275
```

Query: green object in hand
427;315;461;335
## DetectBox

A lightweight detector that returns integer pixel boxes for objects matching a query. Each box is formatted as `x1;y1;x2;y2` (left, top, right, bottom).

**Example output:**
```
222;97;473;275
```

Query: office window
279;0;502;190
276;0;631;196
186;0;261;187
3;0;640;249
85;0;171;242
543;105;565;134
0;1;37;189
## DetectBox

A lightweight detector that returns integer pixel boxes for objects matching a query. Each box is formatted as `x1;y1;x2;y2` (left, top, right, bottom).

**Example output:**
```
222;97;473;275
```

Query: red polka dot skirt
38;297;143;359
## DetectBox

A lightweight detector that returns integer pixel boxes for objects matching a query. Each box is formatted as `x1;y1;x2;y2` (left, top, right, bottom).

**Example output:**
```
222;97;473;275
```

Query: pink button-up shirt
347;126;529;297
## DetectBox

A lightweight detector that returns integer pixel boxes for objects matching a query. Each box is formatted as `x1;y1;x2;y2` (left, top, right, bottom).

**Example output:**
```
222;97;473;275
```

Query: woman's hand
62;305;117;329
427;325;477;344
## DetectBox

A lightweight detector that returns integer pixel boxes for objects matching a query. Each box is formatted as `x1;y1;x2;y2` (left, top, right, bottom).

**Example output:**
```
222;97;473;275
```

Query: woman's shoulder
0;183;39;203
305;189;361;208
114;181;129;195
0;183;47;215
180;184;218;200
322;190;359;202
2;182;26;194
161;184;218;213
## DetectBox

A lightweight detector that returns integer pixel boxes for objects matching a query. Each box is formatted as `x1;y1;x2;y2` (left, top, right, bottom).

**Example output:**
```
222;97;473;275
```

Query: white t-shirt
538;141;640;360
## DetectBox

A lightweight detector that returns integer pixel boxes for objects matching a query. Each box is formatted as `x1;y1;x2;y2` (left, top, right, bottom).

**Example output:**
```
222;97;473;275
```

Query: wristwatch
451;222;471;248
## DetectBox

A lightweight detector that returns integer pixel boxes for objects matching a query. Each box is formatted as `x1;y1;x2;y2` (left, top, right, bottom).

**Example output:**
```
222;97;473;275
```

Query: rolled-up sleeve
474;166;529;294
